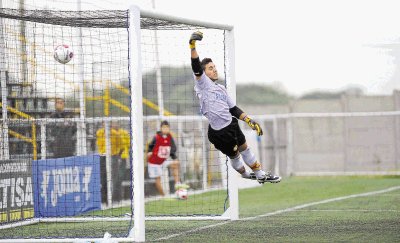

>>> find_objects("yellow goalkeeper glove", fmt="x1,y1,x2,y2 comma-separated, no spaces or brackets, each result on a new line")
244,116,263,136
189,31,203,49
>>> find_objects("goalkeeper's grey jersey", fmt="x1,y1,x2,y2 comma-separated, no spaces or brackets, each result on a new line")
194,73,235,130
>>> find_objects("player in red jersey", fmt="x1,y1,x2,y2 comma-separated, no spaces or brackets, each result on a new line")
147,120,187,196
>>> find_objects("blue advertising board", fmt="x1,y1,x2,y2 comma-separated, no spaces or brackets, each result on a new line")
32,155,101,217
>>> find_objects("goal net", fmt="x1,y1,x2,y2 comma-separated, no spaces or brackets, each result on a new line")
0,5,237,241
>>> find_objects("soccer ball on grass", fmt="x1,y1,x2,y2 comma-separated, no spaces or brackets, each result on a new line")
176,189,188,200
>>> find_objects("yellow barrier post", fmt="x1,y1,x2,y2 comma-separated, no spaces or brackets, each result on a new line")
0,102,37,160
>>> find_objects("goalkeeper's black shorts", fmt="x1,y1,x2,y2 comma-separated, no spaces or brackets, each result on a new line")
208,117,246,157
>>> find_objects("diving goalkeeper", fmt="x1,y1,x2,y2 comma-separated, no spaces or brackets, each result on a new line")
189,31,281,184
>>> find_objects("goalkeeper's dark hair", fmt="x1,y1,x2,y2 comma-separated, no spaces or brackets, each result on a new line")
201,58,213,70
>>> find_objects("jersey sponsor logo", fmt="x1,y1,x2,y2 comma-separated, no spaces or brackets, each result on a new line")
157,146,171,159
215,93,227,102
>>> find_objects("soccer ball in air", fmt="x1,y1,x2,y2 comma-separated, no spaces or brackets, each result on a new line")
176,189,188,200
54,44,73,64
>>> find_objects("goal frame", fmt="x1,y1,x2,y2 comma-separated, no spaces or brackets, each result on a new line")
0,5,238,243
129,5,238,242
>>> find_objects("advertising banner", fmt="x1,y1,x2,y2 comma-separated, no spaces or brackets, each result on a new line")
32,155,101,217
0,159,34,225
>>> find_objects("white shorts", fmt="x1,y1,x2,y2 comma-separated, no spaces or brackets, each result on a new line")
147,160,172,178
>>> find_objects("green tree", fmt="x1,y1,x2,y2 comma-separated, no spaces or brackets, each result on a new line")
236,84,291,105
300,86,364,100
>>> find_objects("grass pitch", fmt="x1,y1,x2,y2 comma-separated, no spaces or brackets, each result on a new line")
1,176,399,242
148,176,400,242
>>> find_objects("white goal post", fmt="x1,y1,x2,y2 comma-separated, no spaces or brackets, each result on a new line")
129,5,238,241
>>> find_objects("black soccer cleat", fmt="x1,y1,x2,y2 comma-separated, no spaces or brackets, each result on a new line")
249,172,281,184
248,172,257,180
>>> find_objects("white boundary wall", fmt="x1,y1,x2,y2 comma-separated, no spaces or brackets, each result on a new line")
32,110,400,185
251,111,400,177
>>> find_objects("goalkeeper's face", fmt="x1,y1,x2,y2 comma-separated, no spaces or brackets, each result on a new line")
204,62,218,81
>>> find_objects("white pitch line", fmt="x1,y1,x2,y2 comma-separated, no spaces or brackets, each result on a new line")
296,209,400,212
154,185,400,241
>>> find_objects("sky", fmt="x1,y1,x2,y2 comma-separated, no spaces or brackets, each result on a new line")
147,0,400,96
6,0,400,96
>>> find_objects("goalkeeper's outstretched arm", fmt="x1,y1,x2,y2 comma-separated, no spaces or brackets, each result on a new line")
189,31,203,80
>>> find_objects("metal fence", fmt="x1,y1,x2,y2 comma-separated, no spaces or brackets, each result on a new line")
2,111,399,197
252,111,400,176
